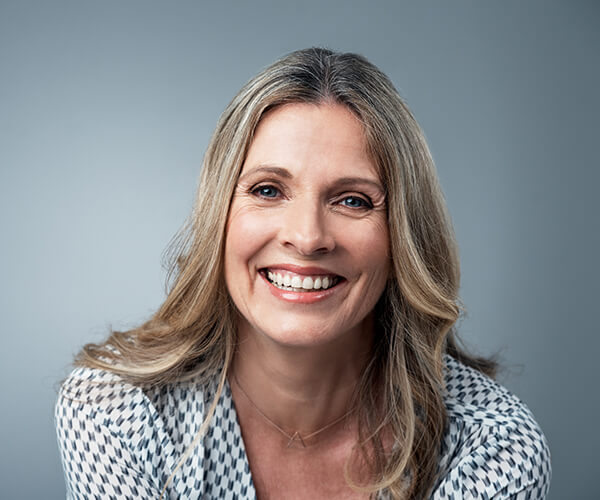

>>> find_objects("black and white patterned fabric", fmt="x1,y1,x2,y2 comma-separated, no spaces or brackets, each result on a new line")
55,356,551,499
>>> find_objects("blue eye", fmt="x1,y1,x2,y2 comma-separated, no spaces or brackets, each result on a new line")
341,196,371,209
253,185,279,198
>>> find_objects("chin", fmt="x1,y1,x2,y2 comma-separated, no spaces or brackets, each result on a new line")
259,316,367,350
267,330,334,348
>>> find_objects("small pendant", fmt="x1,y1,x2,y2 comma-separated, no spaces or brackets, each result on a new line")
286,431,307,448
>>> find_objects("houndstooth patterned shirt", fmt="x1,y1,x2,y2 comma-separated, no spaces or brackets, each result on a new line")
55,356,551,499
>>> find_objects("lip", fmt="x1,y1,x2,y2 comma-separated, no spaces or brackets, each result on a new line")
258,265,346,304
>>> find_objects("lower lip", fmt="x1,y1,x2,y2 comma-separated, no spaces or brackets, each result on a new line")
261,274,344,304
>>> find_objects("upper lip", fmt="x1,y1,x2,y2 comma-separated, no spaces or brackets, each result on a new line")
259,263,344,278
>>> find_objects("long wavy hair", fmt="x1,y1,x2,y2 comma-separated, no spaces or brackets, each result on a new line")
76,47,495,498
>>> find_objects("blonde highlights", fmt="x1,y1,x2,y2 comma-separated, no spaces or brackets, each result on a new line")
76,48,494,498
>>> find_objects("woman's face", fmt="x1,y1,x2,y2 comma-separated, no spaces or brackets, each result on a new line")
224,102,390,348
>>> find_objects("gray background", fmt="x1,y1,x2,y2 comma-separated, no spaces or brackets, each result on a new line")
1,1,598,498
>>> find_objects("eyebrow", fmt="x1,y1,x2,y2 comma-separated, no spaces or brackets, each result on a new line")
334,176,385,193
238,165,292,183
239,165,384,193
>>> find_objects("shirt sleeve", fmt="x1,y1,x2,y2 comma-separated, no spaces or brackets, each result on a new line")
448,417,551,499
55,372,163,499
434,357,552,499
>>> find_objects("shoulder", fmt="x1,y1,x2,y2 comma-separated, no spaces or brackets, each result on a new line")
57,365,151,421
55,365,217,498
56,365,212,434
433,356,552,499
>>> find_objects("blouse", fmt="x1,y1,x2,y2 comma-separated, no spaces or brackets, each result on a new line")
55,356,551,499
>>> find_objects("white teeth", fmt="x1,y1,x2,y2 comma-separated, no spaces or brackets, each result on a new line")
265,270,337,292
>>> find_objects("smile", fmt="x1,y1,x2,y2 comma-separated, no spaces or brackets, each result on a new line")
262,269,342,292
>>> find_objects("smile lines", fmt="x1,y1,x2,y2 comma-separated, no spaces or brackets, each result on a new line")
264,270,340,291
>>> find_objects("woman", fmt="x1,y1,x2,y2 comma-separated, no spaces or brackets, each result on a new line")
56,48,551,499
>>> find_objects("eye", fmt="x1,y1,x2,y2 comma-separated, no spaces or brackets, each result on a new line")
339,195,373,209
252,184,280,198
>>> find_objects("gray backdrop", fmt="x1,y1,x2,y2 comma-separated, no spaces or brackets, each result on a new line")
1,1,598,498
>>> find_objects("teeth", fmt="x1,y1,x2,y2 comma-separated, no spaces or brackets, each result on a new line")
265,270,338,291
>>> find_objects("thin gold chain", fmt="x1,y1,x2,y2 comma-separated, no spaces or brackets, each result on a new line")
231,371,355,448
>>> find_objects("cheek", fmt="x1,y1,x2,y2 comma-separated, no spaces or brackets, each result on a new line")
352,218,390,273
353,223,390,302
224,205,272,272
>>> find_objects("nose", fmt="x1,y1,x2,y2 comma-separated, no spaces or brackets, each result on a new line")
279,197,335,256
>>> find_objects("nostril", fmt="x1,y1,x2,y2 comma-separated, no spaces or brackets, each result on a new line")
280,226,336,256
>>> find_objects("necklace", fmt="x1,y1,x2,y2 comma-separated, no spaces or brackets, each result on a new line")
232,371,355,448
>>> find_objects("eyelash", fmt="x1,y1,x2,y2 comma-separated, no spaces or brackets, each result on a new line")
250,184,373,210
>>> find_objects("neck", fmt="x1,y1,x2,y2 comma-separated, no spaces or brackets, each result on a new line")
230,316,374,440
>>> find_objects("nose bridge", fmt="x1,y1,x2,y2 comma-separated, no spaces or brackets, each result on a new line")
281,192,334,255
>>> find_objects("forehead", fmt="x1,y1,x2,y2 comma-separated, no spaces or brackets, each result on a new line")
243,102,378,180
